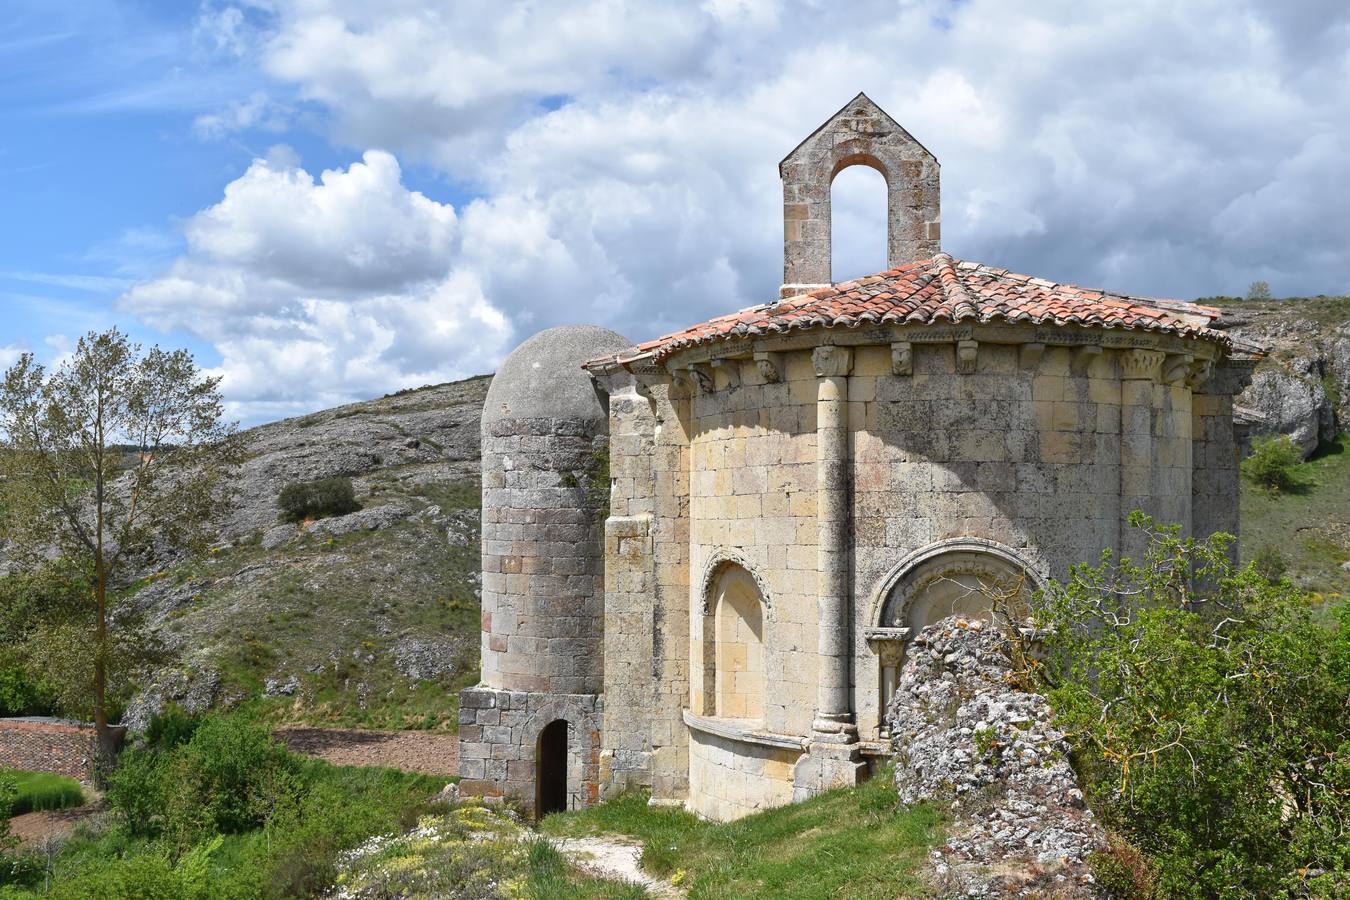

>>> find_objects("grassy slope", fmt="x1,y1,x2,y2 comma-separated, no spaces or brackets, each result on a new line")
1240,434,1350,601
541,771,942,900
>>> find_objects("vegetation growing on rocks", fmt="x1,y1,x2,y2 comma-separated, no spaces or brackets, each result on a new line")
1035,513,1350,898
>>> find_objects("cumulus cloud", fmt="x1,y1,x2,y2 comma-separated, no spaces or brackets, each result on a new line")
126,0,1350,422
121,149,510,423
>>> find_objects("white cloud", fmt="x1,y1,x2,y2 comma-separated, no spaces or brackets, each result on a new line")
120,149,510,424
124,0,1350,422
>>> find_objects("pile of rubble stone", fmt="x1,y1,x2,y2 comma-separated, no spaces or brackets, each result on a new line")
888,616,1105,897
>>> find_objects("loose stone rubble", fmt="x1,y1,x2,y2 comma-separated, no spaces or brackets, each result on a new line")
889,617,1104,897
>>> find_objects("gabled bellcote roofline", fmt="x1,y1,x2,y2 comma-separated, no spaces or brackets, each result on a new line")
777,91,938,173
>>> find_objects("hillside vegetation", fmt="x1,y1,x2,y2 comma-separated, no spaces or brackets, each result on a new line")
117,375,492,732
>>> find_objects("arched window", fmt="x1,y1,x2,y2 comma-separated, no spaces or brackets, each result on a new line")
830,162,889,283
709,564,766,721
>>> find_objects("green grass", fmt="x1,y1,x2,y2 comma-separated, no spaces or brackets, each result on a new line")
1241,433,1350,600
2,770,85,816
540,768,943,899
4,739,451,896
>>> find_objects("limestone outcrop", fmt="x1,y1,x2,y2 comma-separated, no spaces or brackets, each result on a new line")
889,617,1104,898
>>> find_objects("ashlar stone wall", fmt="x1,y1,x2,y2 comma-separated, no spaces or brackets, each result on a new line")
664,323,1225,816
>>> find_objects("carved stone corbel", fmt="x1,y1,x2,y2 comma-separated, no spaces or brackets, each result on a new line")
1120,348,1164,381
890,341,913,376
753,350,784,383
687,363,715,394
956,339,978,374
1162,353,1193,385
1071,344,1102,375
1185,358,1213,390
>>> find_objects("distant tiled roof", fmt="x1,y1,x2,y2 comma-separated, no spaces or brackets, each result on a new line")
585,254,1230,369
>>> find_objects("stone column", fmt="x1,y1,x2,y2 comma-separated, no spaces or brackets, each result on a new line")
1191,359,1257,563
793,345,866,801
811,344,854,737
1119,349,1164,556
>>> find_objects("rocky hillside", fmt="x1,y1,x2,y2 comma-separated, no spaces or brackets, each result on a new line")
121,375,491,731
1206,294,1350,456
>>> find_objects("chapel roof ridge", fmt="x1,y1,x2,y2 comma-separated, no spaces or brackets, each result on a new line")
583,253,1245,371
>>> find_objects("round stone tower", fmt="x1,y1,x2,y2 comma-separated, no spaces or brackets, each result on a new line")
458,324,630,817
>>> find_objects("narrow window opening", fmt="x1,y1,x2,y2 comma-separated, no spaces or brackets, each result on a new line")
831,164,888,283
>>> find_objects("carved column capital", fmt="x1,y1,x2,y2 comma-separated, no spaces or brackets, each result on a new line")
811,345,853,378
1119,348,1164,381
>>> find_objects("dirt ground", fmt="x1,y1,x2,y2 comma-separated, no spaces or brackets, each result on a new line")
273,726,459,776
9,804,100,849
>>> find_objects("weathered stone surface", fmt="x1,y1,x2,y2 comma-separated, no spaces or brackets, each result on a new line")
889,617,1104,897
1241,364,1335,456
307,503,413,538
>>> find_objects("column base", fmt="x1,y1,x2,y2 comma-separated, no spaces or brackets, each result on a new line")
792,739,867,802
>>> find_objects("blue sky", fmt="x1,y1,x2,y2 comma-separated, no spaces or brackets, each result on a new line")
2,1,1347,424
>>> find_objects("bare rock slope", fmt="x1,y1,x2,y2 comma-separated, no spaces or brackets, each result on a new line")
1208,295,1350,457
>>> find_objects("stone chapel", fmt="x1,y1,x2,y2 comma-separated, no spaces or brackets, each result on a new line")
456,93,1259,821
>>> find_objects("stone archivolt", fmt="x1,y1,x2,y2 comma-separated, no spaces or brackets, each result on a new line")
460,94,1261,824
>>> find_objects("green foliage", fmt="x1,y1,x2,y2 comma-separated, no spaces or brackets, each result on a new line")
1247,280,1273,300
542,768,942,899
1242,433,1306,492
143,705,200,751
276,476,360,523
0,772,16,855
0,329,241,746
32,714,444,897
1036,512,1350,897
1,771,84,816
108,716,302,844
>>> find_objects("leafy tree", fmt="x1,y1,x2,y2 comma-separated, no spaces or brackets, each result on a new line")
1247,280,1272,300
0,329,241,760
277,476,360,523
1242,433,1306,492
1035,513,1349,897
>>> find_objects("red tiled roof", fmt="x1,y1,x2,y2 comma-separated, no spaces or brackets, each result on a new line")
585,254,1228,369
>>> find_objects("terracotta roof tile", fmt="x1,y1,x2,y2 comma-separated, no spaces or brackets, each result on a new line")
585,254,1228,369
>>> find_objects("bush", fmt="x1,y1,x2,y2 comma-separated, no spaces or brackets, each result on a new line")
276,476,360,523
144,705,200,751
1242,434,1305,491
1037,513,1350,896
108,716,302,843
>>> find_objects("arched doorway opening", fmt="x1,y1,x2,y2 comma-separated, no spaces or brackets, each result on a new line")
536,719,569,817
830,160,888,283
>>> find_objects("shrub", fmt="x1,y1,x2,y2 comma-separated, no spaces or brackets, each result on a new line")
1037,513,1350,896
1242,434,1305,491
144,704,200,751
277,476,360,523
108,716,303,843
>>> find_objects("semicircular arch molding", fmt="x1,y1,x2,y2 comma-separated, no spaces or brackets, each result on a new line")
698,550,773,616
868,538,1047,630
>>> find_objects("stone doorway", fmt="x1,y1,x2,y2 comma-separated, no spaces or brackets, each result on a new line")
536,719,569,817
